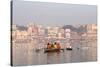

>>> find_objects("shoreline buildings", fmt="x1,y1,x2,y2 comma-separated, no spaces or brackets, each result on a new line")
12,23,97,41
12,23,97,49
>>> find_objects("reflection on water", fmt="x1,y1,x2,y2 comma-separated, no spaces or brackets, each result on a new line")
12,39,97,66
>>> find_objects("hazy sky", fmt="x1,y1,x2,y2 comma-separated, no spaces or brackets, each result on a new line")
12,0,97,27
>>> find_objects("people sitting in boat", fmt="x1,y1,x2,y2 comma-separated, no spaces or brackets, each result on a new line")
47,43,51,49
54,42,57,49
47,42,61,49
51,43,55,49
56,42,61,49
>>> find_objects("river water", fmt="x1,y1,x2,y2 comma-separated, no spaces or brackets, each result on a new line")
12,39,97,66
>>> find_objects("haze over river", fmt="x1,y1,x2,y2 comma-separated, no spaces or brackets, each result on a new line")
12,39,97,66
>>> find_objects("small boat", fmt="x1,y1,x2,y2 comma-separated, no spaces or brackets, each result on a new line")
66,46,72,50
35,49,41,52
44,48,60,52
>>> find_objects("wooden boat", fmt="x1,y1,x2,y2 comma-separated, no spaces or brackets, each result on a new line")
66,48,72,50
66,46,72,50
44,48,60,52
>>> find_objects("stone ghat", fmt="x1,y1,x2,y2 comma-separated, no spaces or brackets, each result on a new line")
13,39,32,43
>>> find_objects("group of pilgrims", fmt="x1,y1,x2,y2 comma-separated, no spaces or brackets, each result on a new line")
46,42,61,49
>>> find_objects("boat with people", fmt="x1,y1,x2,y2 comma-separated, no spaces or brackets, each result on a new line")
44,42,62,52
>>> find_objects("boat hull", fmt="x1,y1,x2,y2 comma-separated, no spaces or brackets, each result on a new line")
44,48,60,52
66,48,72,50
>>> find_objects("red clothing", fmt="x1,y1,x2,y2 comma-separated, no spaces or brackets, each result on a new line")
57,43,61,49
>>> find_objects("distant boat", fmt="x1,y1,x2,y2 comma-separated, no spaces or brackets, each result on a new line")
66,46,72,50
35,49,41,52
